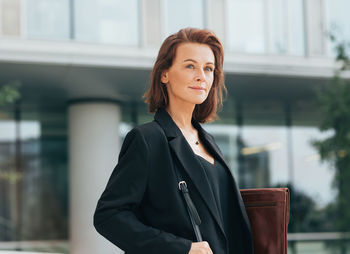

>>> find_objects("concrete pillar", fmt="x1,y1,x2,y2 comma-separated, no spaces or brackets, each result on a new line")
68,101,123,254
206,0,226,45
1,0,21,36
141,0,162,47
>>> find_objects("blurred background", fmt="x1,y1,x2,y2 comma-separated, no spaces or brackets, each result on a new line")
0,0,350,253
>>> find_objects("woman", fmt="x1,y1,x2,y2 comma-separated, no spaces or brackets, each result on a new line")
94,28,253,254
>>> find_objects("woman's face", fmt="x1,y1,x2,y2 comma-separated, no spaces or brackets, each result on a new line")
161,42,215,107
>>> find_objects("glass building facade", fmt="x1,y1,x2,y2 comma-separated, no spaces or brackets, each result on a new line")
0,103,68,248
0,0,350,253
227,0,306,55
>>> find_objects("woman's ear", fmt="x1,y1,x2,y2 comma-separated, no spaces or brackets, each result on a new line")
161,70,169,84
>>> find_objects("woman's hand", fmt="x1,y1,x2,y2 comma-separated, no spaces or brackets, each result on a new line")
188,241,213,254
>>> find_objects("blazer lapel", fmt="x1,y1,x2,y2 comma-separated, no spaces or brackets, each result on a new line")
154,108,226,238
192,120,253,238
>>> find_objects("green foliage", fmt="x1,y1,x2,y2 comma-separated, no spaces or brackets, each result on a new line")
0,81,21,106
312,32,350,239
274,183,337,233
312,75,350,162
329,29,350,70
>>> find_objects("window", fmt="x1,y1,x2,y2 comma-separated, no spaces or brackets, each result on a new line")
227,0,266,54
0,107,68,245
164,0,205,37
325,0,350,56
227,0,305,56
74,0,139,45
287,0,305,56
26,0,70,40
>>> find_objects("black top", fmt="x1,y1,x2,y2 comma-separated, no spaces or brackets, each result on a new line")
196,155,246,254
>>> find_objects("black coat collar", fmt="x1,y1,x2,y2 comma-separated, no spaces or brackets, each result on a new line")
154,107,252,241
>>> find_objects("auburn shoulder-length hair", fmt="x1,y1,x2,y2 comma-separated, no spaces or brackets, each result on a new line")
143,27,226,123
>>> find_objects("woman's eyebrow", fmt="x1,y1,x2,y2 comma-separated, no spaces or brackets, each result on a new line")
183,59,215,65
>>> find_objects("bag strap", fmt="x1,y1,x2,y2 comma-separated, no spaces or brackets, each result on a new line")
155,122,203,242
172,162,203,242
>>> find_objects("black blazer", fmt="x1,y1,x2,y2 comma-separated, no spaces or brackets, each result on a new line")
93,108,253,254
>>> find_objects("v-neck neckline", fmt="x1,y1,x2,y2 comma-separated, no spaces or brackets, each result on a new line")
196,154,215,166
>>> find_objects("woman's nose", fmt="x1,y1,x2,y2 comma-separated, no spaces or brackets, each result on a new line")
195,69,206,81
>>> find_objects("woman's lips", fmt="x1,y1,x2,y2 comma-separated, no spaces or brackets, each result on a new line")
189,86,205,91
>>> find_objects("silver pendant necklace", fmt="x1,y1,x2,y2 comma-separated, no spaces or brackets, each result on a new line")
180,127,199,145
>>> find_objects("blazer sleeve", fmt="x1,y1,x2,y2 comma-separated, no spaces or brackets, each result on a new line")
93,127,192,254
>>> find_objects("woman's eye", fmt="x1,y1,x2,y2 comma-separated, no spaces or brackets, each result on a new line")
186,64,194,69
205,66,213,72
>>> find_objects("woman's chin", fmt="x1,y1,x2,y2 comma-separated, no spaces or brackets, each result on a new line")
194,98,208,105
178,96,208,106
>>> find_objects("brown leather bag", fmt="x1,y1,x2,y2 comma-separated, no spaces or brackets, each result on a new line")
240,188,290,254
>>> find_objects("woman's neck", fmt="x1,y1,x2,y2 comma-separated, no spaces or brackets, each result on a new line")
166,102,195,131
